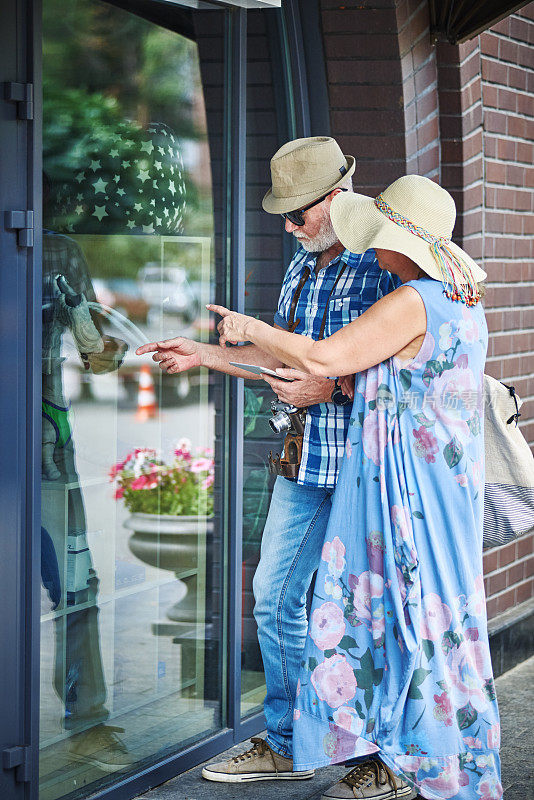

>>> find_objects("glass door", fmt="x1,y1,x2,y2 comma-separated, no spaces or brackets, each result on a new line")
40,3,227,798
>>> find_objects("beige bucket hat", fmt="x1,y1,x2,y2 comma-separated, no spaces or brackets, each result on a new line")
330,175,486,297
262,136,355,214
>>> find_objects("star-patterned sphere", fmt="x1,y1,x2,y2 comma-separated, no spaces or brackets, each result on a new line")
50,121,187,235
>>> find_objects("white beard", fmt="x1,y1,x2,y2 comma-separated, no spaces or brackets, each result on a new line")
293,209,339,253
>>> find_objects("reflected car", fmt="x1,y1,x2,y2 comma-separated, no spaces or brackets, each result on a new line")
137,264,200,329
93,277,150,323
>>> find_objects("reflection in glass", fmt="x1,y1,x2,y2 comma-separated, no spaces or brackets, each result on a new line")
40,3,225,798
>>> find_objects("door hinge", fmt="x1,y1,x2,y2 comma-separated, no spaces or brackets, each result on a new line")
5,210,34,248
4,82,34,120
2,746,31,783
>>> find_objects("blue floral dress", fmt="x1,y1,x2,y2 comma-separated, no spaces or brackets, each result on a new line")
293,277,502,800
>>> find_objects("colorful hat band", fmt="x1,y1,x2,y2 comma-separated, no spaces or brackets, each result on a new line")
374,194,480,306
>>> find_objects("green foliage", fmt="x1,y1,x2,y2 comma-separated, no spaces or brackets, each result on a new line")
407,667,432,700
443,436,464,468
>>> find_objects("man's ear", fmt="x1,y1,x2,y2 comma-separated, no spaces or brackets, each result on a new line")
324,187,342,210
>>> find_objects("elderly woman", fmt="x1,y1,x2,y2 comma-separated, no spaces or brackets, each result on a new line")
204,175,501,800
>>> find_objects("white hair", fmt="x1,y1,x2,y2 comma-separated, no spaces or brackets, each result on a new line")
339,175,354,192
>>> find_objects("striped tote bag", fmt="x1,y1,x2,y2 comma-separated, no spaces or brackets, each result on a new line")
484,374,534,549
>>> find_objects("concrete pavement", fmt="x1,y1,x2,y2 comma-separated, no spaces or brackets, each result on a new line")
135,656,534,800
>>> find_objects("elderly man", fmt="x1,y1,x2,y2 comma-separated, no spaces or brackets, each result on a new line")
137,136,398,782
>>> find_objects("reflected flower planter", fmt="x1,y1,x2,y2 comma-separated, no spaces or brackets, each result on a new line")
124,512,212,632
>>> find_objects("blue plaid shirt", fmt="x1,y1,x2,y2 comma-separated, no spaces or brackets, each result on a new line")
275,246,400,488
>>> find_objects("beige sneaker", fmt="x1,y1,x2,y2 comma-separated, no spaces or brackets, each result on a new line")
322,758,416,799
68,724,134,772
201,737,315,783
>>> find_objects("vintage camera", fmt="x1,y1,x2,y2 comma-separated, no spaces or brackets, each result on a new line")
269,399,306,435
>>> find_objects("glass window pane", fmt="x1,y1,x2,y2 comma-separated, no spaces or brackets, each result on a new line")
40,3,227,797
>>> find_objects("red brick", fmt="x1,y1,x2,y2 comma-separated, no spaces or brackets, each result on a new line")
515,577,534,605
499,38,519,65
481,58,508,85
496,138,517,161
517,534,534,559
485,110,507,135
486,597,498,619
507,561,526,586
480,34,499,58
524,556,534,580
489,569,508,594
510,15,531,43
483,549,499,573
508,65,528,91
495,586,516,614
498,541,517,567
491,17,511,37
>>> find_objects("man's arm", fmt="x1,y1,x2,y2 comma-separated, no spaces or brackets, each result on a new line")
136,326,335,405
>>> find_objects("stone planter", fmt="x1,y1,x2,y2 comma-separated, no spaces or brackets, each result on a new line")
124,512,212,633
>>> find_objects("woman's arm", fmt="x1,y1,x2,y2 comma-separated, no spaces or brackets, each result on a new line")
208,284,427,377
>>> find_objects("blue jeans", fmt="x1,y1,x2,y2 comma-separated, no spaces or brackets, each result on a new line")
253,476,333,758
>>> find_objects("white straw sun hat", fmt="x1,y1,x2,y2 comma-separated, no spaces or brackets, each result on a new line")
330,175,486,304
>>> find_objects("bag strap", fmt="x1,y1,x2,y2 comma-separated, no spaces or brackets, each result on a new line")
287,266,311,333
502,382,521,426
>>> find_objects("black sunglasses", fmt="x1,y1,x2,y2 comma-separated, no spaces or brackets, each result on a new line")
282,187,347,227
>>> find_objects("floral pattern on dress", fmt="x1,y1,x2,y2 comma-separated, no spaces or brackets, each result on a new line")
293,279,501,799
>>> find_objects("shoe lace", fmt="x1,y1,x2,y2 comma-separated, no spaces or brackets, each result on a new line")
231,737,276,768
343,759,400,794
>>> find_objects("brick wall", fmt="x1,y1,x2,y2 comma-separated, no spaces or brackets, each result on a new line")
319,0,534,622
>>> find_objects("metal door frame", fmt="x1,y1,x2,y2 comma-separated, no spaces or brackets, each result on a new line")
0,0,318,797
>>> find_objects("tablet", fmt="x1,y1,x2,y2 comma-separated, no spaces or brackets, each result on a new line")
229,362,294,382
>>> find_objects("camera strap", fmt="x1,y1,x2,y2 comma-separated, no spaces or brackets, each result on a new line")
270,257,348,479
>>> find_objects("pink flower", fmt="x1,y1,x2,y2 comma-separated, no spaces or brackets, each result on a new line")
349,570,384,624
332,705,364,737
114,486,124,500
420,593,452,641
457,308,479,344
366,530,385,575
444,639,492,711
190,457,213,473
322,536,346,580
323,725,358,763
486,723,500,750
362,408,387,467
311,654,357,708
310,602,346,651
476,772,503,800
465,627,479,641
357,364,383,402
463,574,486,617
202,474,214,490
463,736,483,749
420,761,461,799
131,472,160,490
429,364,479,438
176,437,191,454
391,505,414,544
433,692,453,726
412,426,439,463
455,473,468,486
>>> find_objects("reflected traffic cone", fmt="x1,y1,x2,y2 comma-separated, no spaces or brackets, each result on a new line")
135,365,158,422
